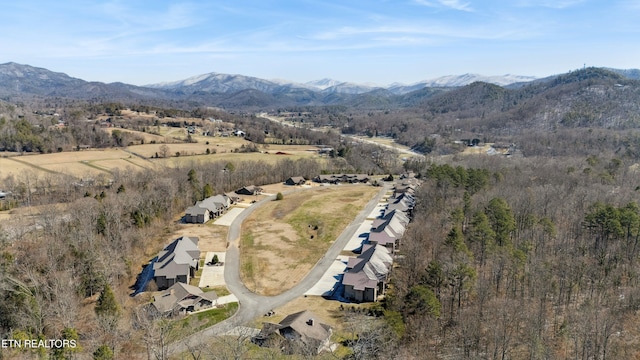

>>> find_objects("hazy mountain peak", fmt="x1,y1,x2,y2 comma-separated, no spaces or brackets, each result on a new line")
423,73,538,87
304,78,343,90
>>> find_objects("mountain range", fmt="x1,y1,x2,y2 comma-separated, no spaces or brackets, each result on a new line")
0,62,639,110
145,71,538,96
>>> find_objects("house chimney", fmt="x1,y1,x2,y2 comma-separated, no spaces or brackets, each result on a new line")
307,318,314,326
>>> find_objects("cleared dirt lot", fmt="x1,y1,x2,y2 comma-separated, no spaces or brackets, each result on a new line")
170,223,228,253
239,185,379,296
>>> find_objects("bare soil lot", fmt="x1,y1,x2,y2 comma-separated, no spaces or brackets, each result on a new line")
170,223,228,253
239,185,378,296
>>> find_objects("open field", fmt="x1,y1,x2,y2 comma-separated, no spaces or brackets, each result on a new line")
0,134,322,183
239,185,379,296
161,151,322,167
0,156,45,177
103,127,168,144
127,135,250,158
0,149,156,178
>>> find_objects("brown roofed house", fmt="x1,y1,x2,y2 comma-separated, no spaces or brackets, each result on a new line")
285,176,306,186
254,310,333,355
150,282,218,317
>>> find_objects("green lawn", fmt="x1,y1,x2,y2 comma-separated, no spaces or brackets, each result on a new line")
173,302,239,336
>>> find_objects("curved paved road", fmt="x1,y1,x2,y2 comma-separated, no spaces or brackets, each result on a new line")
172,183,390,353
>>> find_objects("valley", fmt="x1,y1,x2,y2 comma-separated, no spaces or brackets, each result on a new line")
1,64,640,359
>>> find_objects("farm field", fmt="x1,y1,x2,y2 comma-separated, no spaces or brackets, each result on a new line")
161,150,321,167
103,127,168,144
0,156,44,177
239,185,379,296
0,149,155,178
0,129,322,182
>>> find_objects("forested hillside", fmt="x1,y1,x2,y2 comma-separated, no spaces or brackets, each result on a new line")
356,156,640,359
280,68,640,158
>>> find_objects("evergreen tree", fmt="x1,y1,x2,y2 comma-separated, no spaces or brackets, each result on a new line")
95,284,120,318
404,285,441,318
485,197,516,247
202,183,214,199
93,344,113,360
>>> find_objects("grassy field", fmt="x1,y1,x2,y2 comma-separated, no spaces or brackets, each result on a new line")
0,149,157,178
239,185,379,295
103,127,168,144
127,135,250,158
0,128,322,182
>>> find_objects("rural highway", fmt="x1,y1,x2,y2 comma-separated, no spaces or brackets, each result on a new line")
172,182,391,354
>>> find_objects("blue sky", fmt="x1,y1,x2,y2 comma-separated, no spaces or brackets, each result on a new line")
1,0,638,86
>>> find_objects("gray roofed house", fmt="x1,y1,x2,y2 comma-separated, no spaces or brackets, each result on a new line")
153,236,200,290
386,196,414,214
313,174,339,184
184,204,210,224
313,174,369,184
225,192,241,204
253,310,333,354
368,214,406,252
184,194,230,223
342,245,393,302
235,185,262,195
151,282,218,317
391,192,415,205
285,176,306,186
372,209,410,229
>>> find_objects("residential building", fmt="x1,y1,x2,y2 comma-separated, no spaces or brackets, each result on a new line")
342,245,393,302
254,310,333,355
150,282,218,317
153,236,200,290
285,176,306,186
235,185,262,195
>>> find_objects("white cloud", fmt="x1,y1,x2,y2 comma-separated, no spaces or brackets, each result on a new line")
414,0,473,11
515,0,585,9
309,21,540,44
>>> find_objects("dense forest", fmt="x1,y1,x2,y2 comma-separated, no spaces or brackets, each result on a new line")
361,156,640,359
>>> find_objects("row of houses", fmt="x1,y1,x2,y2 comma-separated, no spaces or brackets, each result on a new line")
185,194,234,223
341,176,420,302
184,185,264,224
313,174,369,184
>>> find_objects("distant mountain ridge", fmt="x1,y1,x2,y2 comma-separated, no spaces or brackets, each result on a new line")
1,62,639,111
147,72,539,96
